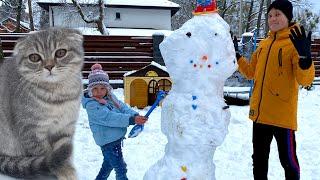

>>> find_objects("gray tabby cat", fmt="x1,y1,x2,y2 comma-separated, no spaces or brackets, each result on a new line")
0,28,84,179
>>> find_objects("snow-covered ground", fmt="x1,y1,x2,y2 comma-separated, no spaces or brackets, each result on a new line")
74,86,320,180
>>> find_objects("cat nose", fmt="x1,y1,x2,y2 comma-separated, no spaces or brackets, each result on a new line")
45,65,54,71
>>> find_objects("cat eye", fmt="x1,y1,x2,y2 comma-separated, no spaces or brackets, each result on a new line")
28,53,42,62
55,49,67,58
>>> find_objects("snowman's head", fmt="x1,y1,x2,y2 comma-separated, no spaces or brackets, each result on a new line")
160,13,237,92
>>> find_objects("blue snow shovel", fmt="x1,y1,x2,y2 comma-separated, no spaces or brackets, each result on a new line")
128,90,167,138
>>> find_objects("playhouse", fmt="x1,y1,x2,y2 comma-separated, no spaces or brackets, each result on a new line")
124,61,172,109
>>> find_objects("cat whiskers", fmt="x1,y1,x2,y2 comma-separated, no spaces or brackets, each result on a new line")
56,66,82,85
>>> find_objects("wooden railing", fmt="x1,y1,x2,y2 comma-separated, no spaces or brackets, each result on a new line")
0,33,165,88
82,35,156,80
311,39,320,77
1,33,320,82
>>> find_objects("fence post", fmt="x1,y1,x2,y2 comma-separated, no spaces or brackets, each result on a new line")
152,33,165,65
0,38,3,60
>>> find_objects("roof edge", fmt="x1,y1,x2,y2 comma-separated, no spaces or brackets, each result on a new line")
37,1,180,14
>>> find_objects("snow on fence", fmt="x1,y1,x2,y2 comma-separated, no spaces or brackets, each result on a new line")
0,33,165,88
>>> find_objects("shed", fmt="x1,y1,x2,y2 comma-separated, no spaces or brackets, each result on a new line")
0,17,31,33
124,61,171,108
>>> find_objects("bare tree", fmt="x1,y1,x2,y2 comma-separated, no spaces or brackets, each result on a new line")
0,0,18,20
245,0,254,32
15,0,23,32
0,0,28,31
264,0,271,36
219,0,234,18
27,0,34,31
256,0,265,37
70,0,108,35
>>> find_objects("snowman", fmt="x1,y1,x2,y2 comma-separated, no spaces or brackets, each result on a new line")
143,0,237,180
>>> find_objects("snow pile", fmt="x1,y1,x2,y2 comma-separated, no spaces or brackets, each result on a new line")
3,87,320,180
143,13,237,180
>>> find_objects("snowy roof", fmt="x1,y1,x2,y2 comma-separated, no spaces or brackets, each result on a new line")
37,0,180,12
77,27,172,36
124,61,167,77
150,61,167,72
0,17,30,29
108,0,179,8
241,32,254,37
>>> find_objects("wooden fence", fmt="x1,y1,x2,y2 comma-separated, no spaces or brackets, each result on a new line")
311,39,320,77
1,33,320,84
0,33,165,88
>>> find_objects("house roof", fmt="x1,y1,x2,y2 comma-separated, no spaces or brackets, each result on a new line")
0,17,32,32
0,17,30,29
124,61,168,77
37,0,180,16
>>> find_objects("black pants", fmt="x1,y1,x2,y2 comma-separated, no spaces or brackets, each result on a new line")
252,123,300,180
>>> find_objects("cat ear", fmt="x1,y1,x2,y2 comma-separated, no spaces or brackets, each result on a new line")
13,37,27,56
64,29,83,44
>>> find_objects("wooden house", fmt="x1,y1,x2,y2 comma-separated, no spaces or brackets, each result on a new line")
123,61,172,108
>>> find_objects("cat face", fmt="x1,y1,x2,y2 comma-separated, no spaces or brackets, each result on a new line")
13,28,84,85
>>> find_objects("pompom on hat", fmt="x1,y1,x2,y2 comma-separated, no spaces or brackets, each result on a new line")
87,63,112,97
193,0,218,15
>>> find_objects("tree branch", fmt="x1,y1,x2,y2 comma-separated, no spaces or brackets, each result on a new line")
70,0,107,35
70,0,95,23
0,0,18,9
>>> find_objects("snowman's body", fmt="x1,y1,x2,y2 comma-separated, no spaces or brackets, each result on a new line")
144,13,237,180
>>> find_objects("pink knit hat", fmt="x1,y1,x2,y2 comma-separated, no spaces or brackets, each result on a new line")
87,63,112,97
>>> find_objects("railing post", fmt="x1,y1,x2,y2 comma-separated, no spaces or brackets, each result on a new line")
152,33,165,65
0,37,3,60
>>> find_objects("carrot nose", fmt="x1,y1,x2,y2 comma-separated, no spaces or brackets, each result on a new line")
202,55,208,61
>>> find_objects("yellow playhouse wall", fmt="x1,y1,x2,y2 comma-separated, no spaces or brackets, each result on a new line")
124,76,171,107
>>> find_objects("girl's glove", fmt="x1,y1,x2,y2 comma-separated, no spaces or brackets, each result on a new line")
233,36,242,61
289,26,313,70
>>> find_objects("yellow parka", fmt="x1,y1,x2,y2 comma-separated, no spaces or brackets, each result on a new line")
238,24,315,130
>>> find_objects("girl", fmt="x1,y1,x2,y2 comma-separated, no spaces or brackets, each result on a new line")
82,63,147,180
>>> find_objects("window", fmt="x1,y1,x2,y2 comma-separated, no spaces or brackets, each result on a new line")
148,80,158,94
115,12,121,20
148,80,159,105
158,79,172,92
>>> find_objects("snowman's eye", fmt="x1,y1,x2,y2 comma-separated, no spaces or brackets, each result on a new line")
186,32,192,38
214,33,218,36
